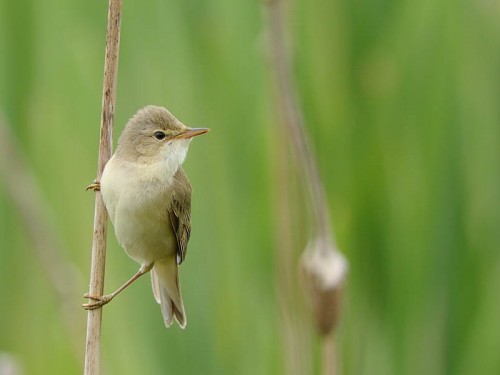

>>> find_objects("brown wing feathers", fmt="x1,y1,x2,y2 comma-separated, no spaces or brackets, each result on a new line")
169,168,192,264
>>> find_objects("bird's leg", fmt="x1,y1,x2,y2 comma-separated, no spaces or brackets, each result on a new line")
86,179,101,192
82,263,154,310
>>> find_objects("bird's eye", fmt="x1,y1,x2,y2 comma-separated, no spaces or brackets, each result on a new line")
153,131,166,140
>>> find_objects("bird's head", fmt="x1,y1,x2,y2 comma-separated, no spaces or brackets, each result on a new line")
116,105,209,168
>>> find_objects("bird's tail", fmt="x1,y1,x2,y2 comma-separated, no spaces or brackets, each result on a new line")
150,258,186,329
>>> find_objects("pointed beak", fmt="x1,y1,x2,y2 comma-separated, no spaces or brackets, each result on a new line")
175,127,210,140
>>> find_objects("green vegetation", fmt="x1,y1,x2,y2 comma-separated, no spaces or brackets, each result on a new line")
1,0,499,374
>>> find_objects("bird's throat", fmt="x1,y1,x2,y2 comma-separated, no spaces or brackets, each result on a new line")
149,140,190,184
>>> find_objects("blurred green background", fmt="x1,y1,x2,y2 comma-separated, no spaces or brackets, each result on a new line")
1,0,500,374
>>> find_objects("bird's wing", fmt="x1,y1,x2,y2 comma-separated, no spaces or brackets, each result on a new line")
168,168,192,265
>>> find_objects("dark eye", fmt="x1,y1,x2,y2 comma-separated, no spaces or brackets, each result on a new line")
154,131,166,140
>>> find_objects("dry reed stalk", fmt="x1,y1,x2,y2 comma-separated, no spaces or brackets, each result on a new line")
265,0,348,373
84,0,122,374
272,126,312,374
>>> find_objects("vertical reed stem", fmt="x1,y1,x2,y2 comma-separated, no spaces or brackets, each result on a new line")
322,335,336,375
84,1,122,374
265,0,347,374
266,0,333,247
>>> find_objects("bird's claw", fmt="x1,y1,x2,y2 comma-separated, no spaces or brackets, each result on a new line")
82,293,113,310
86,180,101,192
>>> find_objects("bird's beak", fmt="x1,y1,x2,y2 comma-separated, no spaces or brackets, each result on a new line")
175,127,210,140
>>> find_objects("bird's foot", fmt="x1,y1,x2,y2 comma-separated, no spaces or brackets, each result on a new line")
86,180,101,192
82,293,113,310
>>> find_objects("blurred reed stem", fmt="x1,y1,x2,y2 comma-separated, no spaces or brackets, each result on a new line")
265,0,347,373
272,123,312,374
322,336,336,375
0,112,84,367
266,0,333,246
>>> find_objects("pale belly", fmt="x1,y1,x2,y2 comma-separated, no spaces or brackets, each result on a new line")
113,200,177,265
100,158,177,266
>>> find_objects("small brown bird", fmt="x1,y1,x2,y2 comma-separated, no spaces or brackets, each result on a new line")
83,105,209,328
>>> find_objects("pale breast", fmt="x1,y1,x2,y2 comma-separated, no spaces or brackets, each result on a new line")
101,157,177,265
